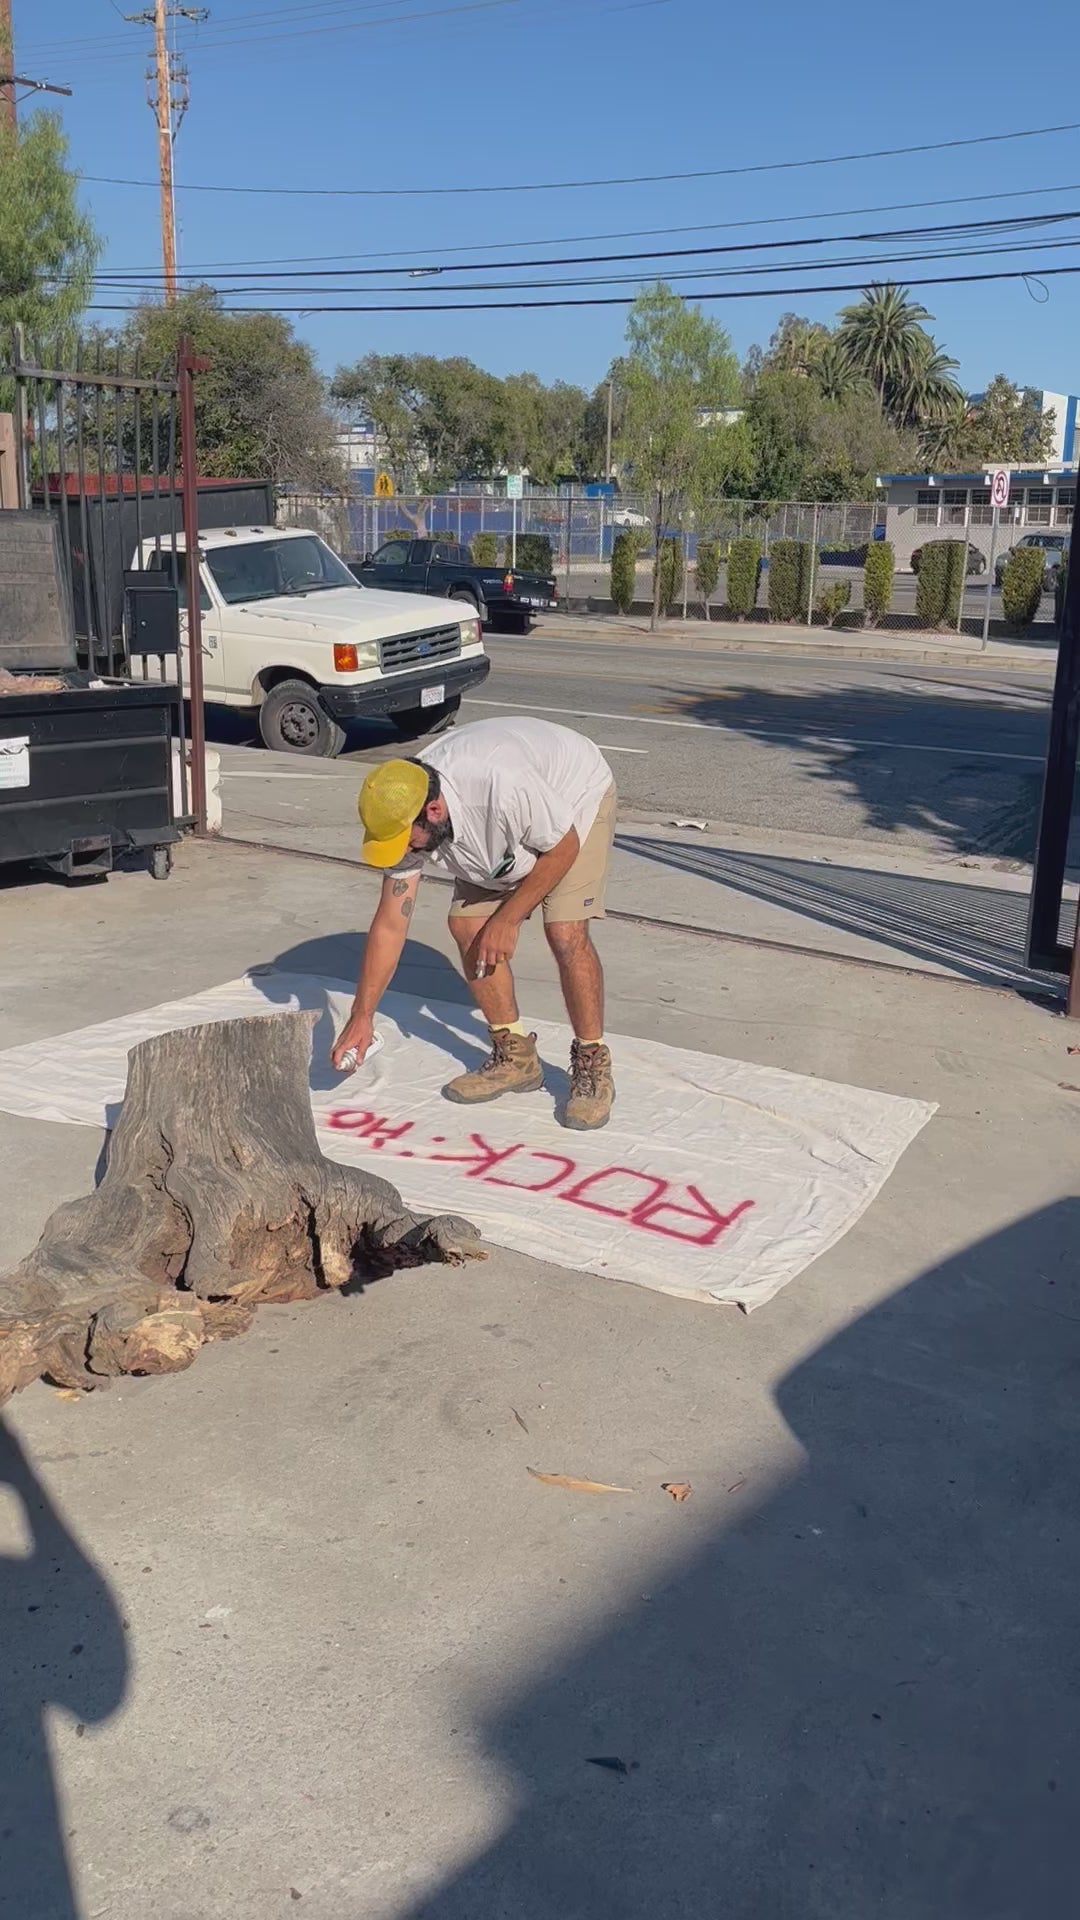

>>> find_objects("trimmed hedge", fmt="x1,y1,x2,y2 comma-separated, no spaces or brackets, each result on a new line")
1055,553,1068,628
1001,544,1046,632
862,540,894,628
914,539,965,628
768,539,813,622
654,536,684,616
470,532,498,565
502,532,554,573
725,536,762,619
695,540,720,619
610,530,637,614
817,580,852,627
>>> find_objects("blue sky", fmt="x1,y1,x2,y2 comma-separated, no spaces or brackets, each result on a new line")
14,0,1080,395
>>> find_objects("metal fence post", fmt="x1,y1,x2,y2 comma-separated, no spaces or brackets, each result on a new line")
177,336,208,836
565,494,573,605
806,503,818,626
682,527,689,619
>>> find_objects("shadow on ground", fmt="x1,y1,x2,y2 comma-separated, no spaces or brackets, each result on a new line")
0,1421,128,1920
647,672,1055,861
616,835,1071,992
403,1201,1080,1920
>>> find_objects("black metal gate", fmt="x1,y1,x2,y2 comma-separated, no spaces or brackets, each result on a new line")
1,327,208,828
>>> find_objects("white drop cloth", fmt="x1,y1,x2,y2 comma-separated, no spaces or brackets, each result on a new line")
0,971,935,1310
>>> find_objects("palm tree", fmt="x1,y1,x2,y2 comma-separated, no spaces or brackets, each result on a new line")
920,395,973,468
892,338,963,431
814,337,871,404
835,284,935,410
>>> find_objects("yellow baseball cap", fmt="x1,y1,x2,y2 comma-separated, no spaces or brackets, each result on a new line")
358,759,430,867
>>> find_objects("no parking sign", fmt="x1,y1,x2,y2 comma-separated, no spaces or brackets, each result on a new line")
990,468,1011,509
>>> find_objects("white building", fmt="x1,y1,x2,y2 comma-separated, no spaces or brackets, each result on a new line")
878,467,1076,570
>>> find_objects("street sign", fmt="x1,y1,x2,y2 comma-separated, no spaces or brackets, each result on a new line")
374,471,394,498
506,472,524,500
990,468,1010,509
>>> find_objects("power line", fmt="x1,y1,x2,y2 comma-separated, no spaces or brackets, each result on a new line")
89,180,1080,275
83,260,1080,315
20,0,416,56
85,209,1080,285
78,118,1080,199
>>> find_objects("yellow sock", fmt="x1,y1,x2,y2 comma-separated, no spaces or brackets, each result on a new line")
492,1019,527,1037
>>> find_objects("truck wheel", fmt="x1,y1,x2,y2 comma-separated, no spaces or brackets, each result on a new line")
391,695,461,741
258,679,346,757
447,586,480,614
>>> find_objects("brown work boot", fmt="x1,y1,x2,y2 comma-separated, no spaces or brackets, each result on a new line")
443,1029,545,1104
563,1040,614,1131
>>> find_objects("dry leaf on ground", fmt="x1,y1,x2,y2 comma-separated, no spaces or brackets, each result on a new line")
511,1408,530,1434
661,1481,692,1502
527,1468,636,1494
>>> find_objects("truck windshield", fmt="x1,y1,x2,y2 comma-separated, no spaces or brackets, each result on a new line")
205,535,356,604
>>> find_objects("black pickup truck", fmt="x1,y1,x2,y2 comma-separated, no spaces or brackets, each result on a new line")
349,538,556,632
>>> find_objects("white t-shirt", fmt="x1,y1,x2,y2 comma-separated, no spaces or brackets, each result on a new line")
395,716,613,892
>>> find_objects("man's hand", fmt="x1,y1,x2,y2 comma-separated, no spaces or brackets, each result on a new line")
472,909,521,976
331,1008,375,1071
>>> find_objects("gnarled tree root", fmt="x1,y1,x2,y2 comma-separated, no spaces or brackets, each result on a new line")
0,1011,485,1404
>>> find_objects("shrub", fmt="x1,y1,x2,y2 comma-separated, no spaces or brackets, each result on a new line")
470,532,498,565
1001,544,1047,632
863,540,894,628
654,536,684,616
610,529,637,614
914,539,965,628
1055,553,1068,628
768,539,813,622
506,532,553,574
695,540,720,619
817,580,852,627
725,536,762,619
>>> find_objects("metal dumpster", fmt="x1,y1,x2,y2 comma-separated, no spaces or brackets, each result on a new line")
0,678,178,878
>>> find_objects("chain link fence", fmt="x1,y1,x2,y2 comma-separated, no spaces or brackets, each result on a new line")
276,489,885,581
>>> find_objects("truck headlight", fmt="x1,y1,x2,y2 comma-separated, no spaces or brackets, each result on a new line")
333,641,379,672
460,617,481,648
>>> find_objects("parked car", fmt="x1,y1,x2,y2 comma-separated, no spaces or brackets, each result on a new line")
139,526,490,756
994,531,1069,588
610,504,651,530
349,538,555,633
910,540,986,576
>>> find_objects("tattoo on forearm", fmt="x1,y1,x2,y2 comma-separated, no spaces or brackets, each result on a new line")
401,897,414,919
391,877,409,896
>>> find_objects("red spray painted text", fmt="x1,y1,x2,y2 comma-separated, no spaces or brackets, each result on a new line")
325,1108,755,1249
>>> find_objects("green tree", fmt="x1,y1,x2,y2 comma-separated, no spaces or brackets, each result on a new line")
743,371,820,499
615,284,741,626
118,288,339,486
762,313,833,378
835,284,935,409
954,375,1057,465
0,111,100,338
331,353,424,486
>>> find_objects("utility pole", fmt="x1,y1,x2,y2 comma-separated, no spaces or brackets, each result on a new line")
0,0,72,132
125,3,208,303
604,379,614,479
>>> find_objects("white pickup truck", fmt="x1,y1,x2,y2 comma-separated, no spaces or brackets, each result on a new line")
136,524,491,756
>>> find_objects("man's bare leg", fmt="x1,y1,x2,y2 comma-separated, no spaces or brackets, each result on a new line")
544,921,604,1040
448,916,520,1024
545,920,613,1130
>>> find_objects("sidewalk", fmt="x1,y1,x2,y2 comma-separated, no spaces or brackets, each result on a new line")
536,608,1059,669
0,837,1077,1917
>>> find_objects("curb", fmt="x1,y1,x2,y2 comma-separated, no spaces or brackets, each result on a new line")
525,621,1056,671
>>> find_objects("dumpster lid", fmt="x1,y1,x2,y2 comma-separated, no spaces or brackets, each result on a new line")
0,511,77,673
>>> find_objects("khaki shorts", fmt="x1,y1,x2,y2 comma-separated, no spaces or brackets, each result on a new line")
449,782,617,925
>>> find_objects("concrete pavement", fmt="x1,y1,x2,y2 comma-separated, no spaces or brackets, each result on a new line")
1,837,1078,1918
534,607,1059,668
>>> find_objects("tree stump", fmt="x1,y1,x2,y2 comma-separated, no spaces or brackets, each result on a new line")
0,1011,485,1404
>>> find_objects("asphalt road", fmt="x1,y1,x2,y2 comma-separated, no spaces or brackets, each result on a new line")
321,635,1058,864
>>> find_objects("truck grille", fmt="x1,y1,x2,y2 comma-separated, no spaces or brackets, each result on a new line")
379,623,461,672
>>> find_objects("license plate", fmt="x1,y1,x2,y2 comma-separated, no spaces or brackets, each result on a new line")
523,597,548,608
420,683,445,708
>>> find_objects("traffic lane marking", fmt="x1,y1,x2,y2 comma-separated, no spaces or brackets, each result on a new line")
463,696,1045,764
